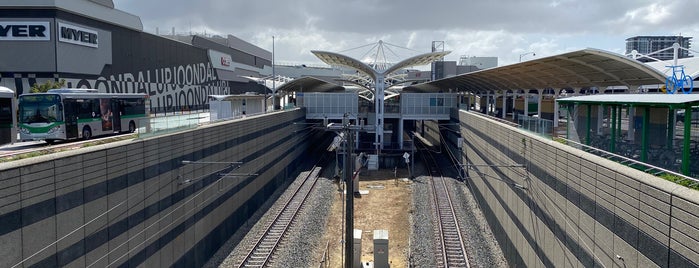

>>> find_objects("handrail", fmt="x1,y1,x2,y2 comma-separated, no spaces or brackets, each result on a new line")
556,137,699,187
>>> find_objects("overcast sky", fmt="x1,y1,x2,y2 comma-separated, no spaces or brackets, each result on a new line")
114,0,699,67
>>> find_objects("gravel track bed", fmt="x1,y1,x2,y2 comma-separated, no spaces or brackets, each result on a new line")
446,177,508,268
409,175,438,268
204,167,335,268
205,156,507,267
270,177,334,268
410,173,508,268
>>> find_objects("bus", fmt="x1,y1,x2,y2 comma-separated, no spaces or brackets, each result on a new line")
0,86,15,145
18,88,149,144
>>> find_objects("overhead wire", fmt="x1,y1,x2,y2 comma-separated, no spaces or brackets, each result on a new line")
91,166,249,267
11,166,177,268
461,121,608,267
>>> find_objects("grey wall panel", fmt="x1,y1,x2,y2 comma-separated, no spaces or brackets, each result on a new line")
0,109,310,268
55,19,112,75
0,18,57,72
54,155,86,267
456,110,699,267
0,168,21,268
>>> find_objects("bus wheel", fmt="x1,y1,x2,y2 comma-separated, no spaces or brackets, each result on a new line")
46,139,56,145
128,121,136,133
82,126,92,140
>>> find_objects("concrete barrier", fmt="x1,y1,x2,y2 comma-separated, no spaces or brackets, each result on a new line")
456,110,699,267
0,109,311,267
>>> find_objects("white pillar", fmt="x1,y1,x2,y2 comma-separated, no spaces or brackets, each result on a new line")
375,74,385,151
486,92,491,114
501,91,507,119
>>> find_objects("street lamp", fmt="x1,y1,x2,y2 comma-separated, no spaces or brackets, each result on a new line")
519,52,536,62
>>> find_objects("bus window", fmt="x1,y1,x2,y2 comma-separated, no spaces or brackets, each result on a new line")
123,98,145,116
77,99,93,119
19,95,62,123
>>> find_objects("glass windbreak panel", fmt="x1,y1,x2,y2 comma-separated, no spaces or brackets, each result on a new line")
19,94,63,123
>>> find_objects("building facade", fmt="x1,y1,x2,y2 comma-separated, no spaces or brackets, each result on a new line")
625,36,693,62
0,0,271,112
458,56,498,69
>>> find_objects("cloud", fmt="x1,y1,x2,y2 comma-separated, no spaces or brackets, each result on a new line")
113,0,699,66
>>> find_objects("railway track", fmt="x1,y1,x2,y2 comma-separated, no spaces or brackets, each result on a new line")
418,141,471,268
237,166,322,267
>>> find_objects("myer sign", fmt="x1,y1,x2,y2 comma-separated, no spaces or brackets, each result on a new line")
58,22,98,48
0,21,50,41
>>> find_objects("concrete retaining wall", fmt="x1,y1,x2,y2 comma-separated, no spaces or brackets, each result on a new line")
0,109,310,267
456,110,699,267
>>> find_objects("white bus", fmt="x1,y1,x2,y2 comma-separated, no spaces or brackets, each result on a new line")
18,88,149,144
0,86,15,145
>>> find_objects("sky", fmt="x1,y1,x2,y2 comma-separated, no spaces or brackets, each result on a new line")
114,0,699,67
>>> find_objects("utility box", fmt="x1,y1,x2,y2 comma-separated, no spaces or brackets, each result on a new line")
373,230,389,268
367,154,379,170
354,229,362,268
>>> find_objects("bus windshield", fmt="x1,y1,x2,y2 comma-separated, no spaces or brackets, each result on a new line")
19,94,63,123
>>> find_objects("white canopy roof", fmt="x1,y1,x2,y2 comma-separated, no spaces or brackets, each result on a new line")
0,86,14,98
311,50,451,80
645,57,699,79
406,48,667,93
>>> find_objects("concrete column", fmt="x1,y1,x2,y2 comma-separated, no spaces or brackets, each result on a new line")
466,93,471,110
512,91,518,120
628,106,635,142
487,92,492,115
537,89,543,118
375,74,385,151
524,91,529,117
398,119,404,150
553,89,560,127
501,91,507,119
597,105,604,135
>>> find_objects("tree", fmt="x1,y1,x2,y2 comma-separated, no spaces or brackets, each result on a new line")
30,79,66,93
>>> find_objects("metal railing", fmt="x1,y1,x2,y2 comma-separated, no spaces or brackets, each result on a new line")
518,114,554,137
556,137,699,186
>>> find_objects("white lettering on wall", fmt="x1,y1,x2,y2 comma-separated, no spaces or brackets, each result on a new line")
61,62,227,110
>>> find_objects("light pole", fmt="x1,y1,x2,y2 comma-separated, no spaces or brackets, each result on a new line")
325,114,373,268
519,51,536,62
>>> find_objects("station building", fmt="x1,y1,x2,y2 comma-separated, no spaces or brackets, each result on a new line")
0,0,271,112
